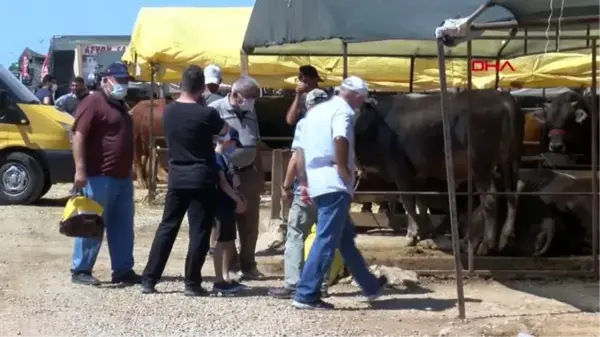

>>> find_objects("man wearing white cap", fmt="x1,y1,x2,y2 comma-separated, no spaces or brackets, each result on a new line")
203,64,224,105
291,76,387,310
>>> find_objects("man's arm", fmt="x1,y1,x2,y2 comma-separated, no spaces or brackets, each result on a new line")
208,107,229,136
331,110,353,182
285,94,302,125
54,94,67,111
71,99,97,186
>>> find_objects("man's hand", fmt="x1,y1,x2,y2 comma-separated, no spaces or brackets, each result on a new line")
336,165,353,184
296,82,308,94
74,170,88,189
281,185,293,201
235,198,247,214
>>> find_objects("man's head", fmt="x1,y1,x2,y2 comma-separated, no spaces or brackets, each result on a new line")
70,77,86,97
101,62,133,100
216,127,243,154
230,76,260,111
42,74,57,91
179,65,206,101
204,64,222,94
338,76,369,110
298,65,322,89
305,88,329,110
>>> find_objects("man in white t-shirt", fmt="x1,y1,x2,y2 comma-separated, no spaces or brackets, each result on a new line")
291,76,387,310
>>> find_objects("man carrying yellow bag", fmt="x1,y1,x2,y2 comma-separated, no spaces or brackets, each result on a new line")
59,188,105,240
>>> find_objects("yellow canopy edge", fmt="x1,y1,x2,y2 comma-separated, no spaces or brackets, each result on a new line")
123,7,597,90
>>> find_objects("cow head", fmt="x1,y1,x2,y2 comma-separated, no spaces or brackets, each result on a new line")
530,92,590,153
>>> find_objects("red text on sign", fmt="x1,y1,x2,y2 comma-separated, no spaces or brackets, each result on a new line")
471,60,516,72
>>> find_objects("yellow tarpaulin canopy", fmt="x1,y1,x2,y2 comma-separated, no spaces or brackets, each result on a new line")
123,7,597,90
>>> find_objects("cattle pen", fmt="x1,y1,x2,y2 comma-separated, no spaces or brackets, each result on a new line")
241,0,599,319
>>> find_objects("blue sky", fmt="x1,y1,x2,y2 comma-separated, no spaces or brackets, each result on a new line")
0,0,253,66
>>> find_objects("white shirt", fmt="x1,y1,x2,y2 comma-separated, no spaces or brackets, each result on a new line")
296,96,355,198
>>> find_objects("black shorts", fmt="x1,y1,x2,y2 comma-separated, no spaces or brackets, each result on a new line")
215,208,237,242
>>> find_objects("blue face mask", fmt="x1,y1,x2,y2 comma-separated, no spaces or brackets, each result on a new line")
109,80,128,100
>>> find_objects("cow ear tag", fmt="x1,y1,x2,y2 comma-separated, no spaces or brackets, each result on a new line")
574,108,588,123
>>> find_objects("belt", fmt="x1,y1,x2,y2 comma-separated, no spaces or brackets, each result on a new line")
235,164,254,172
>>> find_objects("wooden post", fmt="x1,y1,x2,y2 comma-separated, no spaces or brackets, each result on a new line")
270,149,283,219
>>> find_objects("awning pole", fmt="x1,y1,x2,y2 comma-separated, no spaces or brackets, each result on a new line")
590,38,598,276
436,38,466,319
342,42,348,79
466,40,474,274
148,65,156,202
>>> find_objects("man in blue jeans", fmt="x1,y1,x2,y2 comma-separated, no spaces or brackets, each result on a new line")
269,88,330,299
292,76,387,310
70,62,140,286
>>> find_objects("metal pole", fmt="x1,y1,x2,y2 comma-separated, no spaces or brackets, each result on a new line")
436,38,466,319
591,38,598,276
342,42,349,79
409,56,416,93
148,65,156,202
466,40,474,274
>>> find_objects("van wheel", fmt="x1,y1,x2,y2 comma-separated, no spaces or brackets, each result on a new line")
40,174,52,198
0,152,44,205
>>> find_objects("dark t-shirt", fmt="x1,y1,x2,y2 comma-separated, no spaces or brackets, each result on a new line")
215,152,236,209
72,92,134,178
35,88,53,105
163,101,225,189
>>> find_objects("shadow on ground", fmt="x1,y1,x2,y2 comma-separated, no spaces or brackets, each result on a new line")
34,196,70,208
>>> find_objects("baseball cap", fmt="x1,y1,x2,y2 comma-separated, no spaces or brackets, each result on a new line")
340,76,368,95
204,64,222,85
299,65,323,82
219,127,243,147
305,88,329,109
102,62,134,80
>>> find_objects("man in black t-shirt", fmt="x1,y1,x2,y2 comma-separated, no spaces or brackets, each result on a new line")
141,65,229,296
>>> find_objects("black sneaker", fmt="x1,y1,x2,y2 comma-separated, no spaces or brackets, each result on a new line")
292,299,335,310
228,280,246,289
71,272,100,286
111,270,142,284
184,286,209,297
213,281,241,294
366,275,388,301
141,282,157,294
320,286,330,298
268,287,295,299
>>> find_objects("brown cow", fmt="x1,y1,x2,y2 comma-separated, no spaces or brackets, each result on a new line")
130,98,170,188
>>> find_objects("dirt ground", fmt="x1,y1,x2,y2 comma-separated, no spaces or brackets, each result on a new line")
0,183,598,336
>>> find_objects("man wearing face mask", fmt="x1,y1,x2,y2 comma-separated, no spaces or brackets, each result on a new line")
209,76,264,280
70,62,140,286
35,74,57,105
291,76,387,310
285,65,323,126
55,77,89,116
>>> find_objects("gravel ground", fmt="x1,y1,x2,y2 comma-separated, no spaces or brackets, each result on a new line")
0,184,598,337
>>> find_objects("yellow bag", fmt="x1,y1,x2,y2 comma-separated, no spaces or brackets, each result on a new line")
304,224,344,286
59,192,104,239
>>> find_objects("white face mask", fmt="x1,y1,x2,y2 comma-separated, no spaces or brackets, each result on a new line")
51,84,58,92
239,98,255,111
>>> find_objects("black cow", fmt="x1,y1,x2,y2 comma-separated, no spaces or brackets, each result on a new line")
355,89,525,255
531,91,596,164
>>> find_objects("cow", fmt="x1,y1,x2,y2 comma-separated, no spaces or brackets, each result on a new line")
530,91,597,165
354,89,525,256
130,98,171,188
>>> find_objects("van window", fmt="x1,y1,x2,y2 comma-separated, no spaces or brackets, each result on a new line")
0,66,40,104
